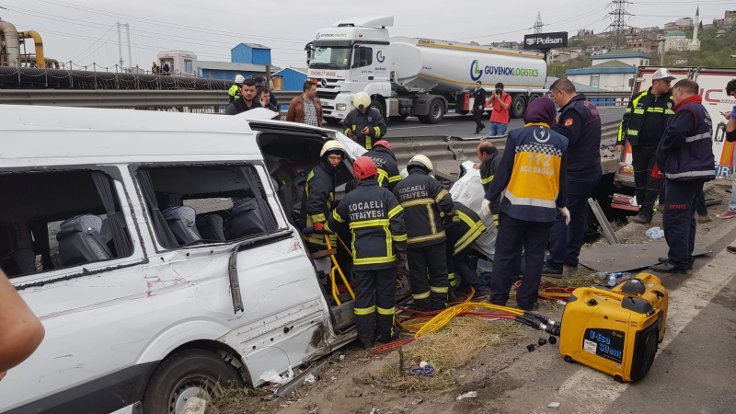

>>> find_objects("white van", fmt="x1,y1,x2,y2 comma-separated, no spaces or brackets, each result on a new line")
0,105,367,413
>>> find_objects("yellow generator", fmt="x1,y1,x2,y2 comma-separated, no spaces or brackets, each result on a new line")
559,273,668,382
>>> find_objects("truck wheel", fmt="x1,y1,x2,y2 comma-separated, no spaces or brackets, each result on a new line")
419,99,445,124
371,98,386,119
510,95,527,119
142,349,243,414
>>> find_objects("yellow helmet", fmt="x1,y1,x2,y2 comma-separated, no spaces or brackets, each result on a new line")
353,91,371,110
407,154,433,172
320,139,346,157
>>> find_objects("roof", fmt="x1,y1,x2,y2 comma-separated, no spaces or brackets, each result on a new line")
197,61,281,73
666,30,686,37
273,67,308,76
593,60,634,68
565,64,637,76
0,105,261,167
592,52,652,60
545,77,608,92
233,42,271,50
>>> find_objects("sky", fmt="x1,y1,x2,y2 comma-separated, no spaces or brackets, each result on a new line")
0,0,732,70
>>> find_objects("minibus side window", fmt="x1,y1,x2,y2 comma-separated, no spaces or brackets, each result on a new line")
137,164,278,248
0,170,133,278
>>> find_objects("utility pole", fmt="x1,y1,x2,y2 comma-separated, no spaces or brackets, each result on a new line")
607,0,631,49
124,23,132,71
534,12,544,34
116,22,124,68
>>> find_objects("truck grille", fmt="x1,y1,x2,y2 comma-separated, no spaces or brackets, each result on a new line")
317,91,339,101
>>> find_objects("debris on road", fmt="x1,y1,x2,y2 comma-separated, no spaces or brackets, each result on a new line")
457,391,478,400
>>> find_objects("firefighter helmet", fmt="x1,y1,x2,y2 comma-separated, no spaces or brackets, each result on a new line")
372,140,392,152
353,156,378,180
407,154,433,172
353,91,371,110
320,140,346,158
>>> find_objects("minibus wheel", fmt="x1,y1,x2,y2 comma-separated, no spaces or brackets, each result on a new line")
142,349,243,414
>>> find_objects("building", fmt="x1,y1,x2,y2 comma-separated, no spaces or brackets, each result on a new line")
197,43,279,82
590,52,651,67
713,10,736,30
272,67,308,91
565,60,636,92
547,47,585,64
156,50,197,76
661,8,701,52
664,17,693,30
625,37,655,53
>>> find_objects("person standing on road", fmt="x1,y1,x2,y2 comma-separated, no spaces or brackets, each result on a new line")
394,155,455,311
487,82,512,136
481,97,569,310
472,81,488,134
228,74,245,103
0,268,45,381
715,79,736,219
225,78,262,115
616,68,677,224
365,140,400,191
287,80,323,127
543,79,601,277
325,157,407,348
301,140,345,251
651,79,715,273
343,92,387,150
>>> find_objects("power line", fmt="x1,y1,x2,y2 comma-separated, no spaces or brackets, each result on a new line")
534,12,544,34
607,0,632,49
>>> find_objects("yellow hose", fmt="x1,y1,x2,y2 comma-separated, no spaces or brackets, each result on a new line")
414,302,524,338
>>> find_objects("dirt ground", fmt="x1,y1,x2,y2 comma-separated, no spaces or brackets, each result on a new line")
205,181,733,414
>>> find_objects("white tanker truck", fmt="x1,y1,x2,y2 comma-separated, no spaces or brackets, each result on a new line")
306,16,548,124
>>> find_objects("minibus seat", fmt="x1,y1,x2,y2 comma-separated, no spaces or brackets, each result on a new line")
196,213,226,241
11,248,37,275
162,206,202,246
226,197,267,239
57,214,114,266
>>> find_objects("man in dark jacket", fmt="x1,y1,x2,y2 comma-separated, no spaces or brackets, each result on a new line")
472,81,487,134
482,97,569,310
651,79,715,273
286,80,323,127
445,202,489,298
394,155,455,311
325,156,407,347
301,140,345,251
225,78,262,115
617,68,677,224
365,140,400,191
343,91,387,150
544,79,601,276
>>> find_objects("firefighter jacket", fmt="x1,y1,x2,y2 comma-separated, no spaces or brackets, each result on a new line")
228,84,240,102
301,161,338,246
393,169,455,248
365,148,400,191
656,96,715,182
480,149,503,217
554,94,601,177
617,88,675,146
446,202,487,256
485,123,568,223
325,178,407,270
342,108,388,150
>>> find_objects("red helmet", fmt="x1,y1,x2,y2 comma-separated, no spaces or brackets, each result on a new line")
353,156,378,180
372,140,392,152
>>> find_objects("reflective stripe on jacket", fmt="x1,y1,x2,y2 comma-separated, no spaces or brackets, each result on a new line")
393,169,455,247
617,88,675,145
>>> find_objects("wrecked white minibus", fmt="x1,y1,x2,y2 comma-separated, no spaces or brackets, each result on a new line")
0,105,366,414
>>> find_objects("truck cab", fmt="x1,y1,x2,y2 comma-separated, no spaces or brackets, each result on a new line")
306,16,393,122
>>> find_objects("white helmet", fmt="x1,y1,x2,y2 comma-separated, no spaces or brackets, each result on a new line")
353,91,371,110
320,140,346,157
652,68,676,82
399,168,409,180
407,154,433,172
234,74,245,84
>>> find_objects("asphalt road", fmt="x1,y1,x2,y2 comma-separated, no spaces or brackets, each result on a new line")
326,107,626,139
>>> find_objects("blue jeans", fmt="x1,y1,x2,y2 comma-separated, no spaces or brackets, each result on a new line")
489,122,508,136
546,171,601,270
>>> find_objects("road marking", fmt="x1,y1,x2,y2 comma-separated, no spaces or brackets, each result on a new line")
554,248,736,413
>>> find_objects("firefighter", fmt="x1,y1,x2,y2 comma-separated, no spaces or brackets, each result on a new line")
228,74,245,103
325,156,407,347
446,201,490,299
365,140,400,191
394,155,455,311
616,68,677,224
301,140,345,251
343,91,388,150
476,140,503,226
